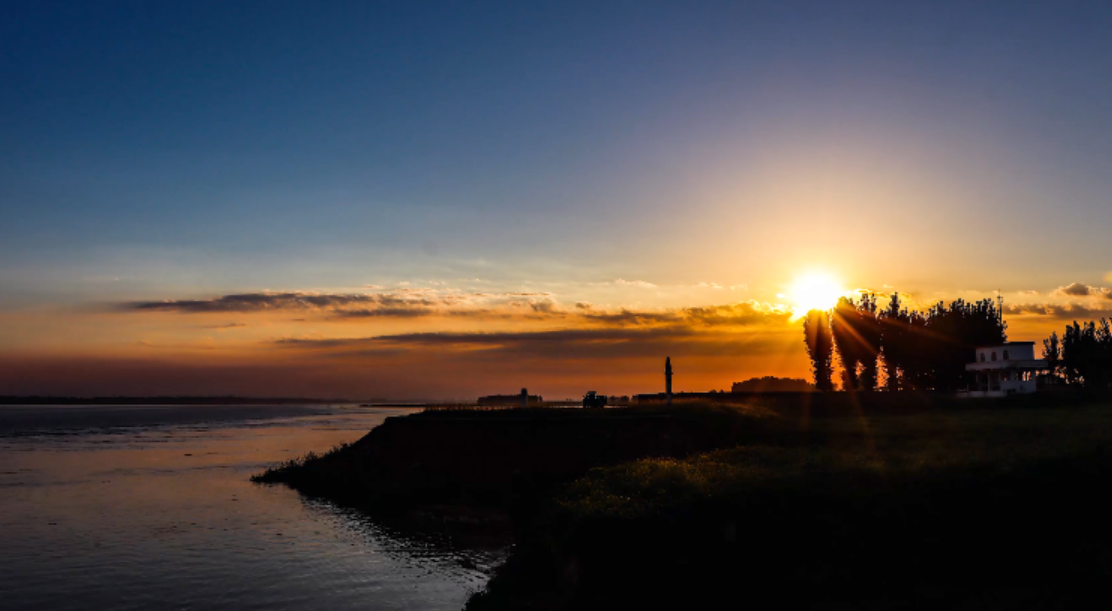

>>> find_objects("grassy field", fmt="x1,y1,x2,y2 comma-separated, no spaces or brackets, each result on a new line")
467,396,1112,610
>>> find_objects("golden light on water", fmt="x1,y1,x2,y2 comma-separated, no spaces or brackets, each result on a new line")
788,272,846,318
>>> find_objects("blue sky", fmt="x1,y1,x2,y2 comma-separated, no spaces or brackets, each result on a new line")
3,2,1112,396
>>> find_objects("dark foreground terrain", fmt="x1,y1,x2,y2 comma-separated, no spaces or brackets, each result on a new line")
257,394,1112,610
253,403,766,516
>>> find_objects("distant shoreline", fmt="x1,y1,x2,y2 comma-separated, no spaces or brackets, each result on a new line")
0,396,360,406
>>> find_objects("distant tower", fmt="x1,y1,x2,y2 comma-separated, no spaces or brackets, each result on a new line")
665,357,673,406
520,388,528,408
997,292,1004,323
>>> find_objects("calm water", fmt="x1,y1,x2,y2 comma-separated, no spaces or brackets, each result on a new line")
0,405,505,611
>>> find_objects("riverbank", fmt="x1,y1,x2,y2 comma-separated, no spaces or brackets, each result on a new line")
252,402,773,517
253,394,1112,609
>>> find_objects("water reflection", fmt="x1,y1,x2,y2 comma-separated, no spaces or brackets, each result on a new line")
0,405,504,611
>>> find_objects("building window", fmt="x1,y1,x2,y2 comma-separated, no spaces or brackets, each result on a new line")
980,353,985,362
992,352,997,361
1003,350,1009,360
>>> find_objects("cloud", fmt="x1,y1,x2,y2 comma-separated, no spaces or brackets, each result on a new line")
125,292,382,313
120,289,792,330
614,279,656,288
682,302,792,326
581,301,790,328
201,322,248,330
124,290,505,319
1053,283,1112,298
581,309,683,326
271,324,791,362
1005,302,1112,320
387,327,697,345
332,308,436,318
529,300,561,314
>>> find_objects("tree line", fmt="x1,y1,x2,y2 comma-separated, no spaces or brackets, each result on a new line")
1042,320,1112,390
802,294,1007,391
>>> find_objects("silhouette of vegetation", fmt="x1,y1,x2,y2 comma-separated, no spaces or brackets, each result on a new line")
466,396,1112,610
251,442,352,483
251,402,776,512
1043,331,1061,382
879,292,909,391
802,310,834,391
1052,319,1112,389
806,295,1006,391
729,376,816,393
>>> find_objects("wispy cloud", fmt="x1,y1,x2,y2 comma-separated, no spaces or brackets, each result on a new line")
271,324,791,362
581,301,789,328
125,292,383,313
614,279,657,288
1052,283,1112,299
123,290,544,319
1005,302,1112,320
201,322,248,330
119,286,794,332
276,327,696,348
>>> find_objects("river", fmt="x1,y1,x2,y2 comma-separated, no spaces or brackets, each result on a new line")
0,404,504,611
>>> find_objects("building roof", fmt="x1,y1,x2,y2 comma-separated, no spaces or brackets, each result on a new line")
974,341,1034,348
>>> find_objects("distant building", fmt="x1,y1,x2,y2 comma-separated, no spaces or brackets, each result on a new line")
477,393,543,406
963,342,1047,397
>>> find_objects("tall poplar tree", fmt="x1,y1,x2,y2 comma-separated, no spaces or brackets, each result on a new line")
803,309,835,391
832,297,861,391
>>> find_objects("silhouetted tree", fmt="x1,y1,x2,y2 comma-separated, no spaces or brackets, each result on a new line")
856,294,881,391
803,309,835,391
809,294,1006,392
918,299,1006,391
831,297,861,391
1042,332,1061,384
901,309,932,390
830,295,883,391
1098,319,1112,390
879,293,909,391
1061,319,1112,389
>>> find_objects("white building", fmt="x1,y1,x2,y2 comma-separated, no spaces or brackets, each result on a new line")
963,342,1046,397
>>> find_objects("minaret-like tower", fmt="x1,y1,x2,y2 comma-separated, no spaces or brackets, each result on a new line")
665,356,673,406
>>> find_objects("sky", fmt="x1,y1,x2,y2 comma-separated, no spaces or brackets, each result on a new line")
3,1,1112,399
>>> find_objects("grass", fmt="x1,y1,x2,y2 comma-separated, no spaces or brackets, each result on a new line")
467,397,1112,610
558,404,1112,519
250,441,352,483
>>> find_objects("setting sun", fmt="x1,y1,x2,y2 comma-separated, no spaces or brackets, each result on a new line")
788,272,846,317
